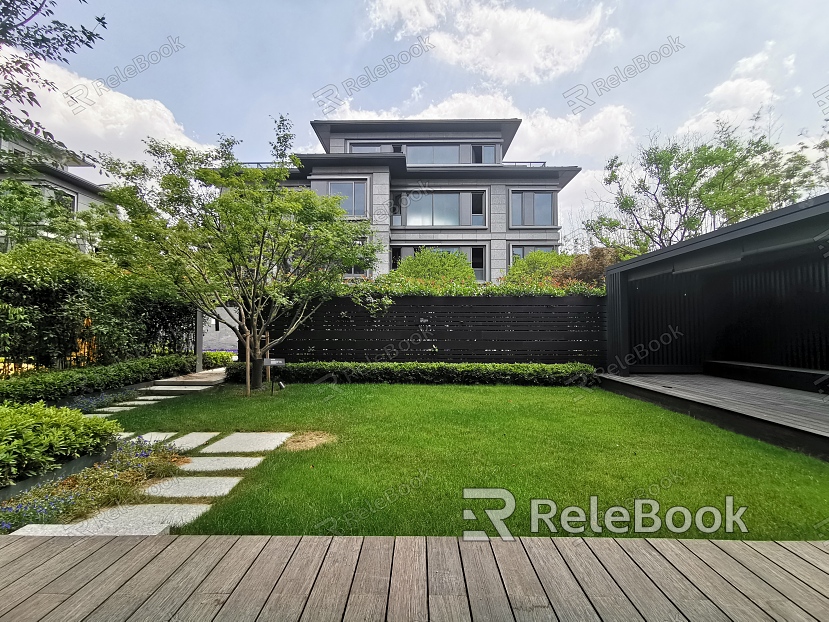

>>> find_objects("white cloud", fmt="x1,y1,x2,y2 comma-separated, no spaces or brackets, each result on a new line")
678,41,795,135
367,0,617,84
329,91,633,160
20,57,210,181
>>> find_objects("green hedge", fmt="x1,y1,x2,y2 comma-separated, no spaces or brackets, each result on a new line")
202,351,235,368
0,355,199,403
226,361,596,387
0,402,120,486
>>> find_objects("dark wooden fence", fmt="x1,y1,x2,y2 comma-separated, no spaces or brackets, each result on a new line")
269,296,606,366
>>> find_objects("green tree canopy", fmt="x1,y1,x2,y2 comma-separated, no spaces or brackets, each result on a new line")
394,247,477,285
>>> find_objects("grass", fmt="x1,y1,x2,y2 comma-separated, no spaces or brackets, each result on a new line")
110,383,829,540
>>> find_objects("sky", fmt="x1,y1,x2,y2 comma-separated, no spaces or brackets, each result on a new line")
21,0,829,241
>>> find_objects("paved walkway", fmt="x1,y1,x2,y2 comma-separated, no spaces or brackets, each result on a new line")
0,535,826,621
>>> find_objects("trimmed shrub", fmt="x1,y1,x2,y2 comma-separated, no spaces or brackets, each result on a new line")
226,361,596,387
395,248,477,285
0,355,198,403
0,401,120,486
203,351,235,368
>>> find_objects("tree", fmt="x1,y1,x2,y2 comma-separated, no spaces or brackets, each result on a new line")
584,115,823,256
394,247,476,284
0,0,105,171
501,251,573,285
94,117,381,391
0,178,82,251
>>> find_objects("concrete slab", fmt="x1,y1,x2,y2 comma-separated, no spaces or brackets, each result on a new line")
135,432,176,443
115,401,156,407
200,432,292,454
117,432,136,439
144,385,216,396
171,432,220,452
135,395,178,401
93,406,135,414
13,503,210,536
154,370,226,386
143,477,242,498
180,457,264,472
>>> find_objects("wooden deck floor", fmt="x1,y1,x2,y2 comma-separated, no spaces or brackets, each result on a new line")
0,535,828,621
599,374,829,438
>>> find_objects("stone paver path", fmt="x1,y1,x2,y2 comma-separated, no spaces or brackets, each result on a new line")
143,476,242,498
117,432,135,439
180,456,264,472
201,432,292,453
170,432,220,451
12,504,210,536
136,432,176,443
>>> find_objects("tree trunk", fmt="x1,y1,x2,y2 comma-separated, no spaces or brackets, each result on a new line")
251,357,264,390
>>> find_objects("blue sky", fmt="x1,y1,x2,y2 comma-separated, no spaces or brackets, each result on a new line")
26,0,829,237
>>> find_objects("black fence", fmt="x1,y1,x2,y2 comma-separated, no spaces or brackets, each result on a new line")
269,296,607,366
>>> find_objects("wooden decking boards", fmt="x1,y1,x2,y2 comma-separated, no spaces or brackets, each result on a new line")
1,536,827,621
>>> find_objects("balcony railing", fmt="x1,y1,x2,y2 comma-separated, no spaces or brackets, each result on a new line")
501,161,547,167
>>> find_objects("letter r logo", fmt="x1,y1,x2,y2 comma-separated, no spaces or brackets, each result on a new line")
562,84,594,114
312,84,343,116
463,488,515,541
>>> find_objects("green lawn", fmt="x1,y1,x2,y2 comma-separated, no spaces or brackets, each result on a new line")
110,383,829,540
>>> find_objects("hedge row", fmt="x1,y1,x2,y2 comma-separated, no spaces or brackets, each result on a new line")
0,355,197,403
0,402,120,486
226,361,596,387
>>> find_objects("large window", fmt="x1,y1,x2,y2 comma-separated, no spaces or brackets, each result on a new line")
511,246,555,261
406,144,460,165
393,191,485,227
510,191,556,227
472,145,496,164
329,181,367,216
52,189,77,213
350,144,382,153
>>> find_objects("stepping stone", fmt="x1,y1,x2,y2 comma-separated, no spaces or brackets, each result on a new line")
115,401,155,407
117,432,136,439
180,457,264,472
144,385,216,396
201,432,292,454
13,504,210,536
93,406,135,414
135,432,176,443
136,395,178,401
143,477,242,498
171,432,220,451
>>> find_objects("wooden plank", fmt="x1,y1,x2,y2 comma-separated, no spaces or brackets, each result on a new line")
256,535,332,622
172,535,269,622
778,541,829,575
38,536,176,622
521,538,598,622
490,538,555,621
300,536,362,622
553,538,642,622
213,536,300,622
712,540,829,620
585,538,685,621
427,536,471,622
0,535,52,565
39,536,145,595
616,539,729,621
125,535,237,622
1,592,68,622
0,536,81,590
680,539,814,621
0,537,113,619
82,535,208,622
343,536,394,622
746,541,829,599
648,539,772,622
387,536,428,622
458,539,514,622
0,535,20,550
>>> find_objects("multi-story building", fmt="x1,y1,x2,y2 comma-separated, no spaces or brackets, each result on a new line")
281,118,581,281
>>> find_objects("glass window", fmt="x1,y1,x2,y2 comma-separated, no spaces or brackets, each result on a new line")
433,193,460,226
473,145,496,164
512,246,525,260
406,145,432,164
350,144,382,153
471,247,485,281
511,191,555,226
330,181,367,216
433,145,460,164
483,145,496,164
406,193,432,226
511,192,523,227
471,192,485,226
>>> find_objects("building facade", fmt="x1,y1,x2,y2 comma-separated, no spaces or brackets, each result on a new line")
279,118,580,281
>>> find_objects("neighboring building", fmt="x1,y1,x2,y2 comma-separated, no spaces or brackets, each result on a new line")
0,131,103,223
251,118,581,282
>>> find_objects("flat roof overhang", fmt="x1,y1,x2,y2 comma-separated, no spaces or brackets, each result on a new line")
606,192,829,279
310,118,523,155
